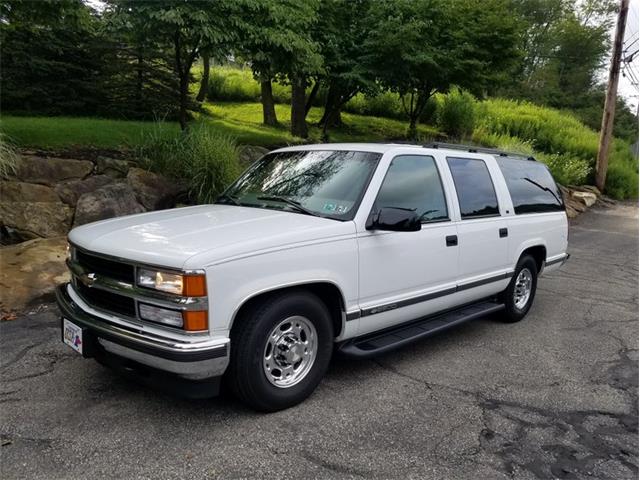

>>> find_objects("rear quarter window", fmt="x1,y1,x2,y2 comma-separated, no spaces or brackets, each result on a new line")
496,158,564,214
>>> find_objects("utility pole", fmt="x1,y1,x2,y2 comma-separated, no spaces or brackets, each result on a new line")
595,0,630,192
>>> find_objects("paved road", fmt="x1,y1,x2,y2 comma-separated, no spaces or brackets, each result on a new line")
1,203,638,480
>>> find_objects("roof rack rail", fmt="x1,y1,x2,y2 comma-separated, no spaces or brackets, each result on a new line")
423,142,536,161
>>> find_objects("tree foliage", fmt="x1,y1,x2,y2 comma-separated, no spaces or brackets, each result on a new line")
363,0,520,137
0,0,103,115
0,0,635,141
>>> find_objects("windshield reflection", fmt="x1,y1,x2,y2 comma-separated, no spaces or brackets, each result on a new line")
219,150,381,220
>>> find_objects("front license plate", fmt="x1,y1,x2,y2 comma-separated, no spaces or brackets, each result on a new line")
63,318,83,355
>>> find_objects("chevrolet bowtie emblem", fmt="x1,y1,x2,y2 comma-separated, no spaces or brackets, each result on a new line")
80,272,97,287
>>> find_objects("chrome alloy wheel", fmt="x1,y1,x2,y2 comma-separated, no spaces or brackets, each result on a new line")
263,316,318,388
513,268,533,310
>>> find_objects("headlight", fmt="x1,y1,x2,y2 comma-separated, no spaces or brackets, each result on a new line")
137,269,206,296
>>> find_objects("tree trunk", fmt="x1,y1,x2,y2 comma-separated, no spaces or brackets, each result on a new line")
261,79,278,126
290,75,308,138
407,114,418,140
136,48,144,117
179,71,189,130
196,53,210,102
305,80,320,117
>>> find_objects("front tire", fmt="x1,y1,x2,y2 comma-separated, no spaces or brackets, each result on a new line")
500,255,538,323
227,290,333,412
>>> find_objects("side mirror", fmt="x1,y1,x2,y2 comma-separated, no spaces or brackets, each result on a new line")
366,207,422,232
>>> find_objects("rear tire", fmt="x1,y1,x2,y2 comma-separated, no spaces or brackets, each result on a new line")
227,290,333,412
500,255,538,323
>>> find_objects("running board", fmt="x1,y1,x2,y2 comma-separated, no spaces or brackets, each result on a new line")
339,301,504,359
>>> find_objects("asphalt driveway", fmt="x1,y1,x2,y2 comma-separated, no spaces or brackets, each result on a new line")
1,202,638,480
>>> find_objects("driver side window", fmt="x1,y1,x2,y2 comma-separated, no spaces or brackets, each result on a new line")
374,155,449,223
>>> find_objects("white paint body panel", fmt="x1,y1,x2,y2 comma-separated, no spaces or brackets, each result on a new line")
67,143,569,346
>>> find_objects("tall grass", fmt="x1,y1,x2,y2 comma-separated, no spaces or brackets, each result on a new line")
137,121,241,204
206,66,301,105
0,133,19,179
476,99,638,197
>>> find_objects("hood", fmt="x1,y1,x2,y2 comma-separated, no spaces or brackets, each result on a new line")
68,205,356,269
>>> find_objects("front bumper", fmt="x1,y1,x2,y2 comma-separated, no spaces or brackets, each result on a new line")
56,284,230,395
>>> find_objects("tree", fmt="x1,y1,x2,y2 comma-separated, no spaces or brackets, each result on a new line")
0,0,103,115
503,0,616,109
315,0,378,138
100,3,179,120
364,0,520,138
105,0,249,130
238,0,320,127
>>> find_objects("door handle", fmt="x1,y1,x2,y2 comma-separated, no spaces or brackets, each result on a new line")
446,235,458,247
499,228,508,238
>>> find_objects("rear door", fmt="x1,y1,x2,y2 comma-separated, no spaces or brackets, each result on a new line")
445,156,511,298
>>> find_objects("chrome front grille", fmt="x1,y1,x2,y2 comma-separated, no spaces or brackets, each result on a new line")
75,249,134,283
74,280,136,317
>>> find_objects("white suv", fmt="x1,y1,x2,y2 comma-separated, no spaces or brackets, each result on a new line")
58,143,569,411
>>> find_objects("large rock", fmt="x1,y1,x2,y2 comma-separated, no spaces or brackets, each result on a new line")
0,236,70,314
127,167,179,210
572,191,597,207
15,155,94,186
97,156,131,178
74,182,145,227
54,175,114,206
0,181,60,203
0,181,72,238
239,145,269,168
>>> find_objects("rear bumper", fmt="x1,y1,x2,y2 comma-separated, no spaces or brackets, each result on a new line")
56,284,229,393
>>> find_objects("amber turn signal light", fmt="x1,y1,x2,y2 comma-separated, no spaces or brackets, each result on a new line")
183,275,207,297
182,310,208,331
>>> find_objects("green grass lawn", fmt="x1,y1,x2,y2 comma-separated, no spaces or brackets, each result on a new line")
1,102,438,150
0,116,181,149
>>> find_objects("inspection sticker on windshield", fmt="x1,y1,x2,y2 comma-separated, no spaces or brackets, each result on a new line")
63,318,83,355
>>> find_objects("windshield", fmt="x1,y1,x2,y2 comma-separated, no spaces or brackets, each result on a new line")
219,150,381,220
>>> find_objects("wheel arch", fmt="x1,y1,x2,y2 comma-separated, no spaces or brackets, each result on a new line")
229,281,347,339
518,244,547,273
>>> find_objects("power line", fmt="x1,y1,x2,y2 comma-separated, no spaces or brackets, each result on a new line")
623,37,639,52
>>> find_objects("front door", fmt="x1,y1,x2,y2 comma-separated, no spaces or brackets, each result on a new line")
356,154,459,335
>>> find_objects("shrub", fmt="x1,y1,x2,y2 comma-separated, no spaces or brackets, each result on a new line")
345,91,404,119
0,134,19,179
137,121,241,204
437,88,477,140
605,161,639,199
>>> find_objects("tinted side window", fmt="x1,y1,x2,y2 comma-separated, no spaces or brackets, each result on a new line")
496,158,564,214
375,155,448,222
447,157,499,218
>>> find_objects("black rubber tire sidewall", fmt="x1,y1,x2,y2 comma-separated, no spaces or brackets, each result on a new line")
501,255,538,323
227,291,333,412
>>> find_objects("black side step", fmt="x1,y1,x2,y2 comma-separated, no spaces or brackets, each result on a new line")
339,301,504,359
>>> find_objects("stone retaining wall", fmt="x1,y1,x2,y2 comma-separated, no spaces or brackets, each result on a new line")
0,154,186,243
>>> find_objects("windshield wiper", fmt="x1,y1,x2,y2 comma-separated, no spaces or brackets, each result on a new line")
522,178,562,205
257,195,321,217
216,193,241,205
